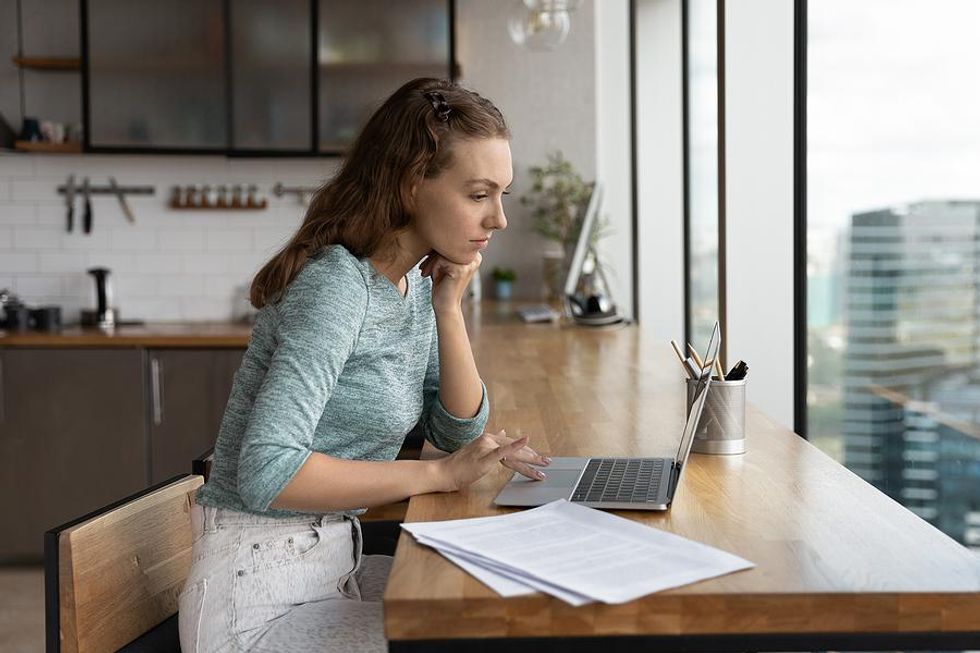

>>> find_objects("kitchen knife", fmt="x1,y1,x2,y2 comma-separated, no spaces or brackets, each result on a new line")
65,174,75,233
108,177,136,224
82,177,92,235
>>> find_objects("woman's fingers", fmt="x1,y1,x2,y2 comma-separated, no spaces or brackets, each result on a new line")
489,429,550,467
503,458,548,481
502,446,549,467
485,436,528,463
420,253,437,278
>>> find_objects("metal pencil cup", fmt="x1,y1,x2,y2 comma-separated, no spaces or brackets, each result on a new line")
685,377,746,455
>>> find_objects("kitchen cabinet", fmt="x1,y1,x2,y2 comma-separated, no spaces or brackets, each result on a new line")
0,349,147,561
229,0,312,152
81,0,453,154
0,345,245,560
85,0,228,150
147,348,243,483
317,0,452,152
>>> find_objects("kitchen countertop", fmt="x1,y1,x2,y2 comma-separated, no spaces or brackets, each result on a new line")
0,322,253,348
0,301,568,348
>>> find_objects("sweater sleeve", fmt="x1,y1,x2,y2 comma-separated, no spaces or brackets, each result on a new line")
420,320,489,452
237,252,369,511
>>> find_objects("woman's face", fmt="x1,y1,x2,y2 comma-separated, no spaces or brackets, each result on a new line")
409,137,513,265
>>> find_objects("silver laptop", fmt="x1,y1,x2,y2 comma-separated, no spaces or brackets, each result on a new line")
493,322,720,511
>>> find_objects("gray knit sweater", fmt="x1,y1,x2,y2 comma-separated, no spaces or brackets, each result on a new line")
196,244,489,516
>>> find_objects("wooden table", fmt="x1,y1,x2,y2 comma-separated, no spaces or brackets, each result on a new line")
382,304,980,651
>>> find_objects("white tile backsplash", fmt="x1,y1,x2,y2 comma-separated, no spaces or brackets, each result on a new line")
159,228,206,251
109,227,159,251
2,204,39,225
15,275,63,296
0,156,33,176
38,251,88,273
135,252,186,275
157,274,208,298
61,229,111,250
205,227,253,251
0,251,38,274
0,152,330,322
13,226,64,249
10,179,60,202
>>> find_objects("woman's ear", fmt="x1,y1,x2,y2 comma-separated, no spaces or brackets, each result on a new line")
401,180,419,215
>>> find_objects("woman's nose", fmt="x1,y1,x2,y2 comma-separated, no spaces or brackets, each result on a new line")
488,202,507,231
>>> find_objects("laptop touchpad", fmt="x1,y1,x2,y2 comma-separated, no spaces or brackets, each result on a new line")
509,469,582,488
494,469,582,507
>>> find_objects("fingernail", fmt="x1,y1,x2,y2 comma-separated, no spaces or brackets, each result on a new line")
543,457,552,464
536,471,547,479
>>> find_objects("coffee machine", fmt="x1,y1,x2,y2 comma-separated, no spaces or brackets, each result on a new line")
81,267,116,330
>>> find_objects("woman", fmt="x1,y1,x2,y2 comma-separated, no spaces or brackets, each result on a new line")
178,78,551,652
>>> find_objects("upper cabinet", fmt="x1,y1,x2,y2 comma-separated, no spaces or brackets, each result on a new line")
82,0,454,155
85,0,228,151
230,0,312,153
317,0,452,152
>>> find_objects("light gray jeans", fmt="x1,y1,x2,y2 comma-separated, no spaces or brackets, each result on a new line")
178,502,392,653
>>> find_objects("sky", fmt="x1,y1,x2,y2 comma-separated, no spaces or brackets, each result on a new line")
808,0,980,251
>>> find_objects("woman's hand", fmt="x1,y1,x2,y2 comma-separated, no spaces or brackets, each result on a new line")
485,429,551,481
420,251,482,316
433,432,530,493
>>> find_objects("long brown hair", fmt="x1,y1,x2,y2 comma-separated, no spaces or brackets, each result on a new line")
250,78,510,308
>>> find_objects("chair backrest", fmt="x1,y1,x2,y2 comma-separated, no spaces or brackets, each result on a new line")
191,448,214,481
45,474,204,653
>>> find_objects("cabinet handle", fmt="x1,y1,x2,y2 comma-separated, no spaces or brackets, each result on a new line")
150,357,164,426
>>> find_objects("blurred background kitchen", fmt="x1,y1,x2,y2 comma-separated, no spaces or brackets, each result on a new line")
0,1,632,649
0,0,616,324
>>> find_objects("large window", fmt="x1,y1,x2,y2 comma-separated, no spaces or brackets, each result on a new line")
807,0,980,550
685,0,720,347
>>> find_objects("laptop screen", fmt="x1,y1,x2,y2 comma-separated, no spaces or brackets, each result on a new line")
672,321,721,466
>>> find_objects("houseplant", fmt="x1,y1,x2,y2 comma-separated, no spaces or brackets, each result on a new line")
520,151,608,298
491,267,516,300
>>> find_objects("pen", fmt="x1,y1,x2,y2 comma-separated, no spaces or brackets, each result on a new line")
727,360,749,380
670,340,693,378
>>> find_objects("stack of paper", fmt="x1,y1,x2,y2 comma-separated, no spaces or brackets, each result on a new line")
401,499,754,605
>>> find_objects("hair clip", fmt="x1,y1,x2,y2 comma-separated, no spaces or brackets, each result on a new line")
423,91,452,122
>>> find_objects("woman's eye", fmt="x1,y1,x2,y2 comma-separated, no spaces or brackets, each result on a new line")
471,194,488,201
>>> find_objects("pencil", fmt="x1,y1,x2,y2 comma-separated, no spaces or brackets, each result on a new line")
687,343,704,369
670,340,693,378
670,340,687,364
713,358,725,380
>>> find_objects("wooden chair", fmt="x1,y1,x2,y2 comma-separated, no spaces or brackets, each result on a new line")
45,474,204,653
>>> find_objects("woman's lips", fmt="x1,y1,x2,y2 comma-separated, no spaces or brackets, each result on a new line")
471,238,489,250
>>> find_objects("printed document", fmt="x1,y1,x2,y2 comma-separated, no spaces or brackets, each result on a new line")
402,499,753,605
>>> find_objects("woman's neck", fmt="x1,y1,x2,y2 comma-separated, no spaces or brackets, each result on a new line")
369,231,428,289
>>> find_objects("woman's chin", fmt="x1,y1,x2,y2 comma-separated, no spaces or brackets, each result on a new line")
440,250,478,266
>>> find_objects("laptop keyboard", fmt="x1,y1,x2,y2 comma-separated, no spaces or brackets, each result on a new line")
570,458,667,504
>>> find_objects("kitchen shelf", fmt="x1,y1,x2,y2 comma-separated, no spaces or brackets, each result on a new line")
12,56,81,71
14,140,83,153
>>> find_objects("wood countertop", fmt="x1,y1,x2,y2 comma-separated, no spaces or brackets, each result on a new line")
0,322,252,348
383,312,980,644
0,301,532,348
